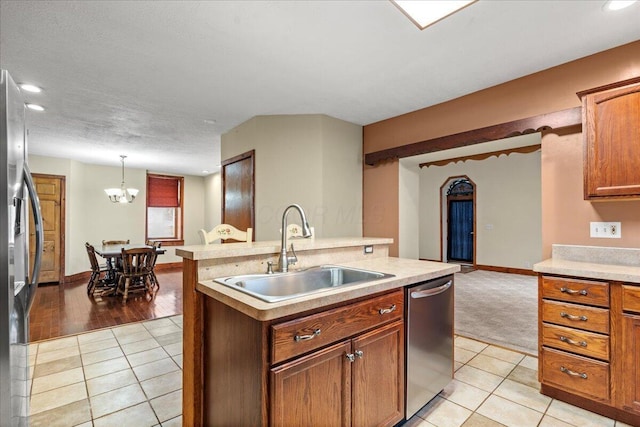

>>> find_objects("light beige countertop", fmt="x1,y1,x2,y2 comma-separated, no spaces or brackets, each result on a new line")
196,257,459,321
176,237,393,261
533,244,640,283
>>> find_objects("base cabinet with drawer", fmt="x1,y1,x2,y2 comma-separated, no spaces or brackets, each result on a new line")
270,321,404,427
621,285,640,416
204,288,404,426
538,275,640,424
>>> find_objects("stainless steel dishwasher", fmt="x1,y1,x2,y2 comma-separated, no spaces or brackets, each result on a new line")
405,274,454,419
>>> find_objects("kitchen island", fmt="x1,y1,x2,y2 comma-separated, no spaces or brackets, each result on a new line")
176,237,458,426
534,245,640,426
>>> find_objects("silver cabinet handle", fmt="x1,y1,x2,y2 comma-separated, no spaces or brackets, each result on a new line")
294,329,321,342
560,312,588,321
346,353,355,362
560,336,587,347
378,304,396,315
560,287,587,296
355,350,363,359
560,366,588,379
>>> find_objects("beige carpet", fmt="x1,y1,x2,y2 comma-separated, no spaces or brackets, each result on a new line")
454,269,538,356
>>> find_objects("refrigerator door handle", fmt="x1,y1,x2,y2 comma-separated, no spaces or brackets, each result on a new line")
24,163,43,313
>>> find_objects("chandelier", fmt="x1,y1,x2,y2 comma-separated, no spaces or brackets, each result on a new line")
104,155,139,204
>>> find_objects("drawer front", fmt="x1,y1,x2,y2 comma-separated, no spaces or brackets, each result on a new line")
541,347,610,402
541,300,609,334
622,285,640,314
541,323,609,361
271,290,403,365
541,276,609,307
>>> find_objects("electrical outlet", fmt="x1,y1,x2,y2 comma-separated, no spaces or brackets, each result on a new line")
590,222,621,238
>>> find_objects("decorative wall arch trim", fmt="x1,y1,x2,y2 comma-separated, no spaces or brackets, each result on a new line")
364,107,581,166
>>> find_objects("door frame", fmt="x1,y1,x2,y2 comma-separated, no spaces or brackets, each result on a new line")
33,173,66,284
221,149,255,236
439,175,475,266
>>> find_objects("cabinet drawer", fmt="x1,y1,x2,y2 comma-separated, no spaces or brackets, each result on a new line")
622,285,640,314
541,300,609,334
541,347,609,402
271,290,403,365
541,323,609,361
541,276,609,308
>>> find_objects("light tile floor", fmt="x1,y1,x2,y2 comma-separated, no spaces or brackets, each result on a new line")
28,318,633,427
29,316,183,427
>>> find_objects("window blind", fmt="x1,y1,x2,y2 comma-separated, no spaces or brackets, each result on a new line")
147,175,180,207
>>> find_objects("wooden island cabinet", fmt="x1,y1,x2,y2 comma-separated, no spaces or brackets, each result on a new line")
176,238,458,426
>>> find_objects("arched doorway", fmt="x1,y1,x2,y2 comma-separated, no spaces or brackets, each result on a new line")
443,177,475,265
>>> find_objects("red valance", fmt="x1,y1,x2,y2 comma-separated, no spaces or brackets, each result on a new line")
147,175,180,207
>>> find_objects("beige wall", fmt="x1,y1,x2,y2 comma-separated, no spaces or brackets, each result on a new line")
541,127,640,258
222,114,363,241
363,40,640,259
417,142,542,269
203,172,222,232
28,155,207,275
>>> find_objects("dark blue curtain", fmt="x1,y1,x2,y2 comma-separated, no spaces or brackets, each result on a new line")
448,200,473,261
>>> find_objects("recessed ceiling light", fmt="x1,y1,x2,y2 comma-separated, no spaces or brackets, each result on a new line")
20,84,42,93
202,170,209,174
391,0,477,30
604,0,637,10
26,103,44,111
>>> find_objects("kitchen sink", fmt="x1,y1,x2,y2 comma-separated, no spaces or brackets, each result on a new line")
213,265,394,303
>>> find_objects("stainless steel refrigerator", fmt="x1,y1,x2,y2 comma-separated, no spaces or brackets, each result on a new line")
0,69,44,426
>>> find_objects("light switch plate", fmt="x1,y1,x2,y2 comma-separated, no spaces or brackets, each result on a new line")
590,222,621,238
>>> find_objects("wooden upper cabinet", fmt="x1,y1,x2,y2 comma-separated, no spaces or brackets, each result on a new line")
578,77,640,200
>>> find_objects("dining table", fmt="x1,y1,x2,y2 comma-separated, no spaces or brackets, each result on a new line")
95,243,166,286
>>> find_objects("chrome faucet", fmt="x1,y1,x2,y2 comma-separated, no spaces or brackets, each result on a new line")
278,204,313,272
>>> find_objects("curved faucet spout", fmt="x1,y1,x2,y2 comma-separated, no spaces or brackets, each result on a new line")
279,204,312,272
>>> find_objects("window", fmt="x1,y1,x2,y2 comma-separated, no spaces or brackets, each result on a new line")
146,174,184,245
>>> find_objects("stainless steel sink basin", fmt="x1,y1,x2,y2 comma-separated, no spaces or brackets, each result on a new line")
213,265,394,303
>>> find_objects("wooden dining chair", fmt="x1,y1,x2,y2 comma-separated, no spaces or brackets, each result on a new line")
146,240,162,291
199,224,253,245
117,247,156,303
85,242,110,296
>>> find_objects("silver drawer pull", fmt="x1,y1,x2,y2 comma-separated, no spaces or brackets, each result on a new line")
379,304,396,315
560,366,588,379
560,336,587,347
346,353,355,362
355,350,364,359
560,287,588,296
560,312,588,321
294,329,321,342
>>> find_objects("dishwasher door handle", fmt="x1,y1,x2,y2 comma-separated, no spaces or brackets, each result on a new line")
410,281,452,299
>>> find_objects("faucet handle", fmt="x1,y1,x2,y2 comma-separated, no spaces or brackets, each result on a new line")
287,243,298,265
266,261,274,274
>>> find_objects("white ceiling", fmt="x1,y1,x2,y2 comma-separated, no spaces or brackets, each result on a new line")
1,1,639,176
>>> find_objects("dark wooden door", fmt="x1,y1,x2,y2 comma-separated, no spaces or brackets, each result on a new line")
270,340,352,427
351,321,404,427
222,150,255,241
29,174,65,284
447,199,474,262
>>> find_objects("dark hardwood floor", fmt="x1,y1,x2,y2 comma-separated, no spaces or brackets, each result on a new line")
29,267,183,342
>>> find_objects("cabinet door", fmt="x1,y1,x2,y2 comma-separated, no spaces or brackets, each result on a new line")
351,321,404,427
621,314,640,414
270,340,352,427
583,80,640,199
